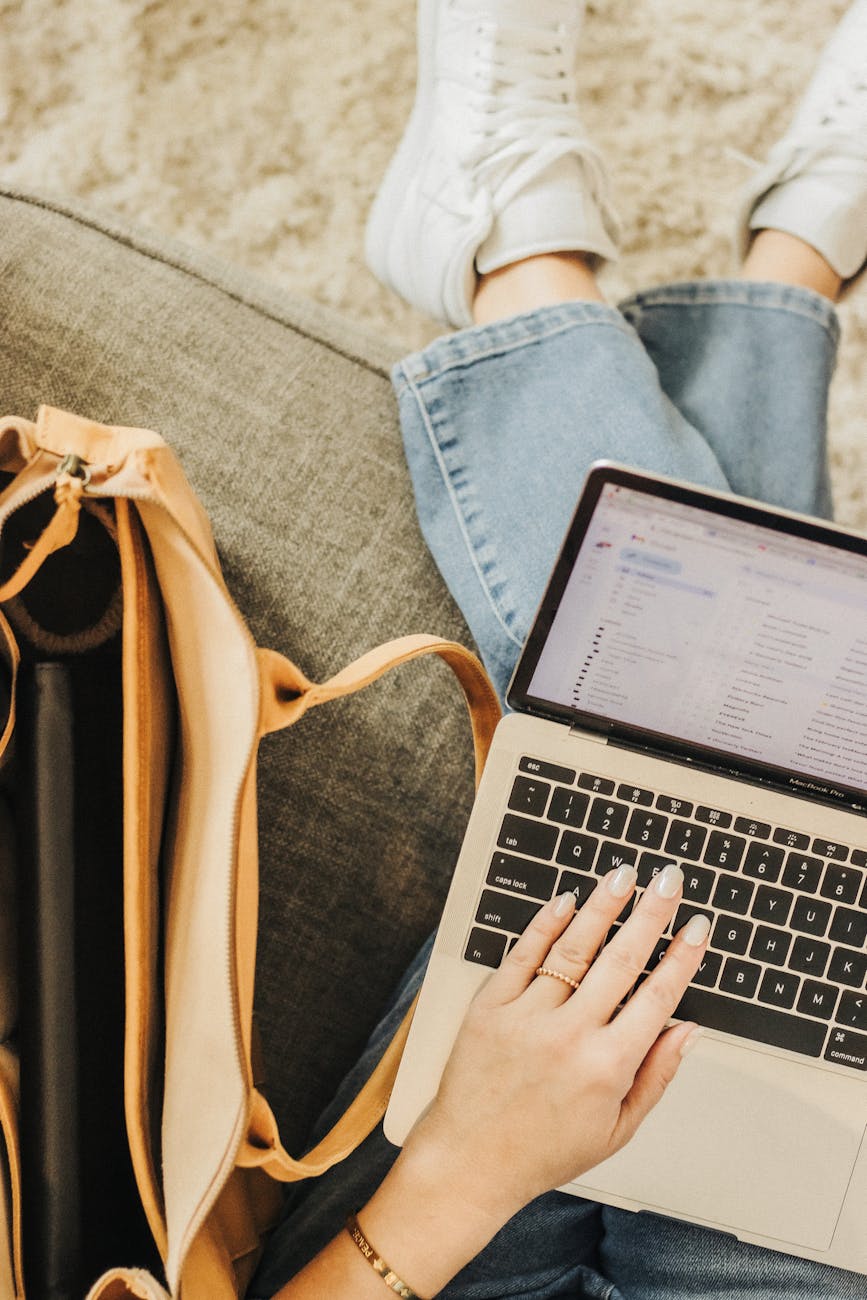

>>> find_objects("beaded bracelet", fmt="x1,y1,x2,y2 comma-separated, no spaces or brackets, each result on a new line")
345,1213,424,1299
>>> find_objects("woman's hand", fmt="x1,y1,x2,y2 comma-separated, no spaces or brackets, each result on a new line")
282,863,710,1300
403,861,709,1226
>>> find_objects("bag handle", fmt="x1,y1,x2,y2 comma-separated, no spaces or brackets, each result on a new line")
237,634,501,1181
257,633,501,788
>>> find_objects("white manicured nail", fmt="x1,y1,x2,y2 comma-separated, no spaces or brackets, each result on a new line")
681,914,711,946
654,863,683,898
553,891,576,918
607,864,637,898
679,1025,704,1058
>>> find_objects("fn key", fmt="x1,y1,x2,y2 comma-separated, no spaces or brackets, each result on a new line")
465,927,507,968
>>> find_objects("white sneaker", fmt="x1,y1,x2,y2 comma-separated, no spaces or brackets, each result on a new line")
365,0,620,327
737,0,867,280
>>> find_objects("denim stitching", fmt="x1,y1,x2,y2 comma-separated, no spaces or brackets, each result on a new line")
398,363,525,650
404,310,635,386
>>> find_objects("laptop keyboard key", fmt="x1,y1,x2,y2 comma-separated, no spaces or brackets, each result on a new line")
487,853,558,901
508,775,550,817
825,1028,867,1070
829,905,867,948
595,841,638,877
547,787,590,827
578,772,615,796
674,987,826,1057
692,949,723,988
637,851,677,888
625,809,668,849
773,827,811,850
712,914,753,954
789,936,831,978
790,895,832,937
812,839,849,862
498,813,558,861
665,820,706,861
712,875,755,916
657,795,694,817
519,756,576,784
758,968,800,1010
675,902,714,930
734,817,771,839
695,805,732,828
742,841,784,882
617,783,654,806
827,947,867,989
796,980,838,1021
838,992,867,1031
465,927,507,968
555,831,599,871
704,830,746,872
781,853,823,893
682,863,715,903
587,798,629,837
749,924,792,967
820,864,863,905
475,889,542,935
719,958,761,999
750,883,793,925
851,849,867,868
559,871,599,908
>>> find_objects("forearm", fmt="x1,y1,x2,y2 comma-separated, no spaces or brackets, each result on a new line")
272,1138,513,1299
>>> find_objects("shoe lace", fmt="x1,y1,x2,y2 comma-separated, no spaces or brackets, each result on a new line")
447,0,608,211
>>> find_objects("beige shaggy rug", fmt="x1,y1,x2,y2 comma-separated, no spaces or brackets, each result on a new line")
2,0,866,524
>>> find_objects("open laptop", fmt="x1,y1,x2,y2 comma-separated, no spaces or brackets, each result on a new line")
386,462,867,1275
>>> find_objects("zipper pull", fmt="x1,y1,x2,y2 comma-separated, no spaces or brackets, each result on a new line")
56,453,92,486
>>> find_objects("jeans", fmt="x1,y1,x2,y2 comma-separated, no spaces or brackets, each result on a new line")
251,281,867,1299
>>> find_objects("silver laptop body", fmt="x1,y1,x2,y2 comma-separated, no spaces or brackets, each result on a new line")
386,464,867,1274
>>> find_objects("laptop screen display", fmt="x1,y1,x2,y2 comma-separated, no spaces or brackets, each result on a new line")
515,469,867,805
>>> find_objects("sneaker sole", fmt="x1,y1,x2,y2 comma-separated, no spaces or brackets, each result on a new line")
364,0,440,303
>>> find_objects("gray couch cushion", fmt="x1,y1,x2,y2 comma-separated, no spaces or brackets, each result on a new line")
0,187,477,1156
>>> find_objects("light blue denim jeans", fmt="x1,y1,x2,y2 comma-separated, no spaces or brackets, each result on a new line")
251,282,867,1299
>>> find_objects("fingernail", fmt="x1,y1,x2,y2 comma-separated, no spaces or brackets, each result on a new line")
653,863,683,898
553,891,576,918
607,864,637,898
681,913,711,946
679,1025,704,1058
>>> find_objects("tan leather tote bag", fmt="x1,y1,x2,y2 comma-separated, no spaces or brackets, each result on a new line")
0,406,500,1299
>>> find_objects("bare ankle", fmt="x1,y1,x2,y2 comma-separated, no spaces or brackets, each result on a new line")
741,230,842,302
472,252,606,325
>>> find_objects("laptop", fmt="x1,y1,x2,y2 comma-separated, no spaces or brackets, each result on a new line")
386,462,867,1275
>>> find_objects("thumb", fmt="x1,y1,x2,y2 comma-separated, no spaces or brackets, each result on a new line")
613,1022,701,1148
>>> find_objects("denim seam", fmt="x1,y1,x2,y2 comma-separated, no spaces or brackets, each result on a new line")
398,362,526,651
621,292,840,341
406,313,636,386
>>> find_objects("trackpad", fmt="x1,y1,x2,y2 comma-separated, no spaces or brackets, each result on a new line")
574,1038,866,1250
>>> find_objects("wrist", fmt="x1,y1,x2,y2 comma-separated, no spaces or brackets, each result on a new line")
357,1132,519,1298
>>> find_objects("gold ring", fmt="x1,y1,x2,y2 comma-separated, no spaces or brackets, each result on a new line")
535,965,581,991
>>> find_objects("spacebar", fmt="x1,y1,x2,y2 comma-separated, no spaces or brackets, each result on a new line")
675,987,826,1058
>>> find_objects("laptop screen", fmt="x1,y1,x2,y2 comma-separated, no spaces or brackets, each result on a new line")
510,465,867,808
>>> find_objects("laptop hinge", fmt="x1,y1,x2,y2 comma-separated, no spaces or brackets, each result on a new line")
568,721,609,744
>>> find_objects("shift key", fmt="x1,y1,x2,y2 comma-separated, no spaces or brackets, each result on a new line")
475,889,542,935
497,813,558,861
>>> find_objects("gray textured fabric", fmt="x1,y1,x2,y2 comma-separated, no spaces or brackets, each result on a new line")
0,187,476,1156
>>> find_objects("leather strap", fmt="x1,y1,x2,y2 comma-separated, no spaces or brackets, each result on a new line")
239,634,501,1182
257,633,501,789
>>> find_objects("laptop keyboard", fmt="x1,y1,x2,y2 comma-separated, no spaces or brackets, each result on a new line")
464,755,867,1072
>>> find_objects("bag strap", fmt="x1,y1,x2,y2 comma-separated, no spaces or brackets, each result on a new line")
237,634,501,1181
257,632,501,788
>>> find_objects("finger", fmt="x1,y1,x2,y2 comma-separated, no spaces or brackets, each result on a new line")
523,864,637,1008
607,911,710,1055
611,1021,703,1149
568,862,683,1023
476,890,576,1007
